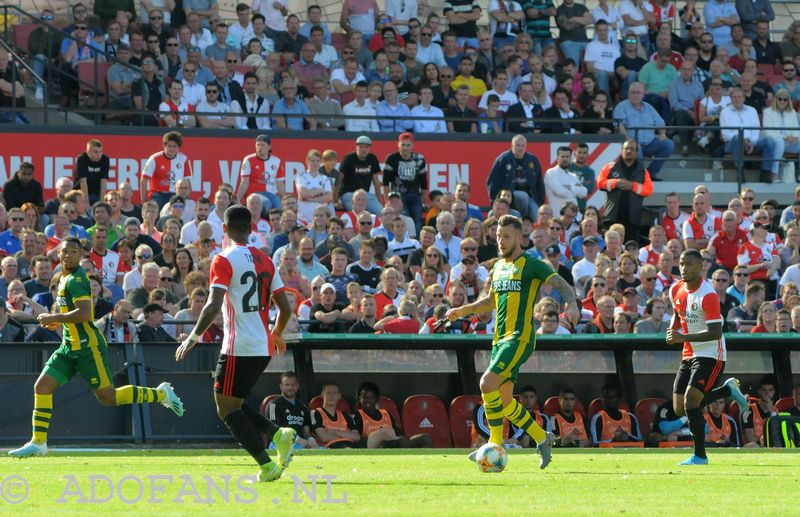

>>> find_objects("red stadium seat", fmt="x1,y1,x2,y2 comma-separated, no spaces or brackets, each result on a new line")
775,396,794,412
543,396,586,419
77,62,110,107
587,397,631,419
354,396,403,433
757,63,772,77
729,400,744,421
449,395,482,448
634,397,667,439
402,395,452,447
466,95,480,112
259,394,281,416
309,395,352,414
331,33,349,52
13,23,37,54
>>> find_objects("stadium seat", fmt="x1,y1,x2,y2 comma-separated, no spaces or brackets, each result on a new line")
775,396,794,412
543,396,586,419
402,395,452,448
309,395,352,414
331,33,349,52
449,395,482,448
354,396,403,432
598,441,644,448
587,397,631,419
634,398,667,439
13,23,37,54
77,62,110,107
259,394,281,415
729,400,744,421
466,96,480,112
757,63,772,77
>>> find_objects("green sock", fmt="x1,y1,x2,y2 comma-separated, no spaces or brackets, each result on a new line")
504,398,546,444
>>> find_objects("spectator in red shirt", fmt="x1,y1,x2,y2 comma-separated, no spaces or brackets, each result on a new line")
751,301,778,333
582,275,609,317
707,209,750,271
374,297,420,333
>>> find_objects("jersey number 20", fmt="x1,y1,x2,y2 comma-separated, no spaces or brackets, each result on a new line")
241,271,271,312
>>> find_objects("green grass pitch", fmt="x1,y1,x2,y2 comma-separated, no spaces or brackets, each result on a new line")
1,448,798,516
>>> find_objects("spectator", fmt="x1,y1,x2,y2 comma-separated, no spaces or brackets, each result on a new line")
634,297,669,332
719,87,778,182
555,0,592,66
639,49,677,120
349,293,378,333
727,282,764,331
615,33,648,98
669,62,704,155
727,264,749,304
703,397,741,447
300,5,331,43
408,85,446,133
307,79,345,131
416,26,446,67
0,296,24,342
711,269,740,319
736,0,773,41
272,80,315,131
544,147,588,215
310,282,347,333
376,81,413,132
374,297,421,333
583,20,619,94
487,135,544,222
451,56,486,97
704,0,739,48
550,387,591,448
762,89,800,176
597,139,654,243
131,53,165,126
0,208,27,255
230,72,271,130
707,209,749,271
752,21,780,65
343,81,380,133
137,302,176,342
296,149,332,223
340,0,380,40
590,385,642,445
682,193,719,251
339,136,383,214
2,163,43,211
613,82,674,180
782,21,800,62
750,301,778,333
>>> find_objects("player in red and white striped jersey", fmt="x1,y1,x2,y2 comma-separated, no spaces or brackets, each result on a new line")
666,249,749,465
660,192,690,241
139,131,192,210
682,194,720,251
176,205,297,482
236,134,285,213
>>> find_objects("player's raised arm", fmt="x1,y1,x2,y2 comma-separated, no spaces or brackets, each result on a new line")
176,286,224,361
545,273,580,325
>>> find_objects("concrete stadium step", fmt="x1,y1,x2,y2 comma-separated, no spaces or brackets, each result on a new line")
645,181,797,207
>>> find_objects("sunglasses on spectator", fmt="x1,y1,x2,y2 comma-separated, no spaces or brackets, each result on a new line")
714,278,730,282
148,39,160,44
462,247,477,252
701,39,712,43
172,203,185,209
440,74,453,78
742,196,754,201
624,38,638,44
421,32,432,36
184,68,196,72
142,60,156,65
160,277,173,281
226,59,238,63
75,25,88,30
137,254,153,260
778,97,790,101
785,68,796,72
206,90,219,94
432,293,444,297
42,15,54,20
593,282,606,288
167,42,179,46
150,15,163,20
643,277,656,281
10,216,25,221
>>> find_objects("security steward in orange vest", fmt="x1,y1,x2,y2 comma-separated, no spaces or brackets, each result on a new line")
704,398,741,447
590,385,643,445
352,382,433,449
550,387,591,447
310,382,361,449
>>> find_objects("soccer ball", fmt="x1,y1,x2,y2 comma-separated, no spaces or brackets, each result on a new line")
475,443,508,473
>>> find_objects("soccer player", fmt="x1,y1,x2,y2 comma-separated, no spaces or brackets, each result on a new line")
176,205,297,482
446,215,580,469
8,237,184,458
666,249,749,465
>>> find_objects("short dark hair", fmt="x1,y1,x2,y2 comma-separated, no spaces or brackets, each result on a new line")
559,387,576,398
357,381,380,398
557,146,572,155
497,214,522,231
281,371,299,381
224,204,251,232
680,249,703,263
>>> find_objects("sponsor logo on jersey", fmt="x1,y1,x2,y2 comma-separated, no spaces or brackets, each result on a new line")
492,279,522,292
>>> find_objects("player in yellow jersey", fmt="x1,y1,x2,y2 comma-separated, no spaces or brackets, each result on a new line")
447,215,580,469
9,237,184,458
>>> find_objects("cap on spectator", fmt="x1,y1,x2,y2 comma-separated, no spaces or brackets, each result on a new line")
624,240,639,251
356,135,372,145
544,244,560,256
387,191,401,199
320,283,336,294
461,255,476,265
398,132,414,142
622,287,637,297
124,217,141,227
761,199,779,209
143,303,165,314
117,43,131,51
256,134,271,145
291,223,308,232
583,236,600,246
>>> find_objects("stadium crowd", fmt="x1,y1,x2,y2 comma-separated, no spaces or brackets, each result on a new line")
0,130,799,342
3,0,800,182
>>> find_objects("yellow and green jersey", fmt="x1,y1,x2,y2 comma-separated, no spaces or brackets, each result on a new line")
56,266,106,351
491,252,556,346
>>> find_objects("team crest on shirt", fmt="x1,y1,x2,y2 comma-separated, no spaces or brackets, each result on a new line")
611,171,620,178
691,302,698,311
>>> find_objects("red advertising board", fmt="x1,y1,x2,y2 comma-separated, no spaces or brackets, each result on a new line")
0,132,621,206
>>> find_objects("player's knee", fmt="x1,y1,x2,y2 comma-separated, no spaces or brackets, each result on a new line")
479,374,500,393
95,389,116,406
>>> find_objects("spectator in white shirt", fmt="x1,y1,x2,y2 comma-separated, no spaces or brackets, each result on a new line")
343,80,379,132
544,146,588,215
180,62,205,105
410,85,447,133
310,25,338,69
331,58,367,95
415,26,447,67
478,69,518,113
719,86,778,182
228,3,253,49
195,83,235,128
252,0,288,32
571,237,601,291
584,19,620,93
187,13,214,52
433,210,462,266
230,71,271,130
